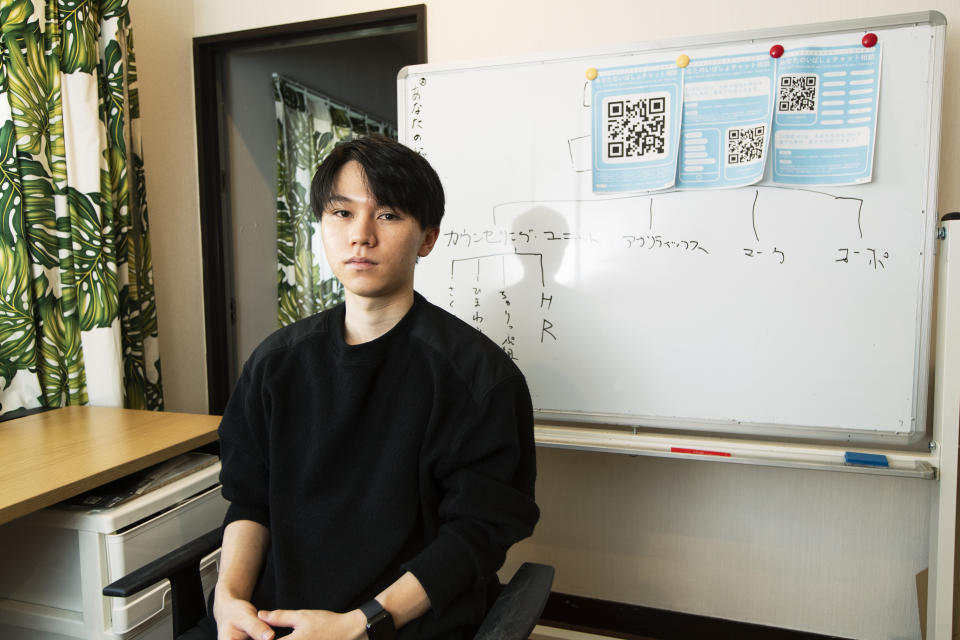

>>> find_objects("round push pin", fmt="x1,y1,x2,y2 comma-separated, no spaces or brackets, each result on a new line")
585,67,598,81
676,54,690,68
862,32,878,48
769,44,784,59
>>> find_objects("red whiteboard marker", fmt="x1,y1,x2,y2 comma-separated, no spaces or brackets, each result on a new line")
671,447,731,457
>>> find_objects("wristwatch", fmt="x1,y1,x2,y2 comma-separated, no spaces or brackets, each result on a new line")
360,598,395,640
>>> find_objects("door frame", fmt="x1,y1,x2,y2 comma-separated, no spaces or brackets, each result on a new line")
193,6,427,414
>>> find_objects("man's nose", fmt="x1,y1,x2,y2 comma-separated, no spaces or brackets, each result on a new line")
351,215,376,246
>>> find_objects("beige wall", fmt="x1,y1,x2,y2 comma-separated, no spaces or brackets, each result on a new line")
139,0,960,414
128,0,205,413
129,1,958,636
192,0,959,216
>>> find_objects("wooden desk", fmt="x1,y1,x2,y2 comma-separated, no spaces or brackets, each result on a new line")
0,406,219,526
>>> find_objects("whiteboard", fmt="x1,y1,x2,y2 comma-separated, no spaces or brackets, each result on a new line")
399,13,944,440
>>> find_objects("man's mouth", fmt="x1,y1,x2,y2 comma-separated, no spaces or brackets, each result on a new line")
346,257,376,266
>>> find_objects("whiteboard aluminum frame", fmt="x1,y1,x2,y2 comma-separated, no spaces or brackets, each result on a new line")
398,11,946,445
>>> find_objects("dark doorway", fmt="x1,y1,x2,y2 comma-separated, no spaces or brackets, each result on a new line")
194,7,426,414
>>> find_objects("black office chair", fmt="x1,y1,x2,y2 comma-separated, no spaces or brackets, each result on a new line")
103,529,555,640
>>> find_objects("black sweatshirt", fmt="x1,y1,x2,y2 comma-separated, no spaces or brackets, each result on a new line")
217,292,540,639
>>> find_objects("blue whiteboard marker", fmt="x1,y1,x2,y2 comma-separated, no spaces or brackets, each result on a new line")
843,451,889,468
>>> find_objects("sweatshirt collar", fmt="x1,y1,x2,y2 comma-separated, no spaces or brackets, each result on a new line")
330,292,425,362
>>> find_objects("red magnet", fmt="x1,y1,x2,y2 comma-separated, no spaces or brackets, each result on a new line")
862,32,878,48
769,44,784,58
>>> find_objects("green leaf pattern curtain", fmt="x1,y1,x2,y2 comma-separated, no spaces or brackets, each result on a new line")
274,74,397,326
0,0,161,417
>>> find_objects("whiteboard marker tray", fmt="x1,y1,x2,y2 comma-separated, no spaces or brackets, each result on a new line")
534,425,937,479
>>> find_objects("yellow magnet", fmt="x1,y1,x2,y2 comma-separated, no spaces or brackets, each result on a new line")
676,54,690,68
585,67,598,81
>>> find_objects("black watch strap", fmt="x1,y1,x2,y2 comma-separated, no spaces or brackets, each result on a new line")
360,599,395,640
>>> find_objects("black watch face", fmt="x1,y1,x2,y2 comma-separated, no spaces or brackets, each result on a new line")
367,609,395,640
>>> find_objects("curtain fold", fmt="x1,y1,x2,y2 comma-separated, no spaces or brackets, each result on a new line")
274,74,397,327
0,0,161,418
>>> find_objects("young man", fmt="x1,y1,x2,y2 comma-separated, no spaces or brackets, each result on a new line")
208,136,540,640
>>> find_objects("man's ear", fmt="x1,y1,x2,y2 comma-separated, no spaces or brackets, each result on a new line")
418,226,440,258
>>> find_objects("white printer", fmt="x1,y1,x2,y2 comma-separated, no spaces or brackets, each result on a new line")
0,453,227,640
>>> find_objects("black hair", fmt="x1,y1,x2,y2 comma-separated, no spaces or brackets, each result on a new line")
309,134,445,229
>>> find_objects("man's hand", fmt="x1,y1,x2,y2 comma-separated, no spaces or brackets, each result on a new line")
256,608,367,640
214,520,273,639
214,594,276,640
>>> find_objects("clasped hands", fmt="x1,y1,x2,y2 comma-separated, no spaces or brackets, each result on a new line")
215,596,367,640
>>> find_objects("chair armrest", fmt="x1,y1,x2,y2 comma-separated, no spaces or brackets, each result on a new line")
103,528,222,597
103,528,222,638
475,562,555,640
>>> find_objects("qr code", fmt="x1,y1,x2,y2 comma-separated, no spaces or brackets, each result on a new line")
777,74,818,112
603,93,669,163
726,125,766,165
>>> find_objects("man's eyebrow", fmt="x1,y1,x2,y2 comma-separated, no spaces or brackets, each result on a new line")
325,193,396,211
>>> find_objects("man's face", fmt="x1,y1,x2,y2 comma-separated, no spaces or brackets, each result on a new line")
320,160,438,304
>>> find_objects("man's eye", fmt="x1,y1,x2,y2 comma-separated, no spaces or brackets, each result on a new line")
378,211,399,220
327,209,350,218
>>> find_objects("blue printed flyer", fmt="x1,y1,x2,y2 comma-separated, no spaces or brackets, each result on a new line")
592,61,683,193
676,53,775,189
771,44,882,186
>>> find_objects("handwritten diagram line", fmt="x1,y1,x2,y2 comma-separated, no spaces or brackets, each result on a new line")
450,251,545,287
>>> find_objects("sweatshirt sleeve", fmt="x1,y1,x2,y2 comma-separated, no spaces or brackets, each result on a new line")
402,374,540,615
218,360,271,529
